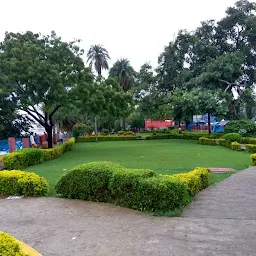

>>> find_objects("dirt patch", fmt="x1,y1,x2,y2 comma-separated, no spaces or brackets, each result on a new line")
209,167,234,173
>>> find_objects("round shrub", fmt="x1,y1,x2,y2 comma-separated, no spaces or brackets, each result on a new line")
0,170,49,196
0,232,28,256
72,123,87,138
225,120,256,137
55,161,123,201
223,133,242,142
101,128,109,135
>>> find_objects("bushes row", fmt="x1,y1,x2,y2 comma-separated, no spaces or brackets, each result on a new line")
55,162,210,213
0,170,49,196
3,138,75,169
146,132,222,141
76,136,141,142
199,137,236,149
0,232,29,256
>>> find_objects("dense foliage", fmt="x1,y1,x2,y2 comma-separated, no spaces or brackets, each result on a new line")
225,120,256,137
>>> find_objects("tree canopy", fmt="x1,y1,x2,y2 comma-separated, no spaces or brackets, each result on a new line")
0,31,88,147
87,44,110,77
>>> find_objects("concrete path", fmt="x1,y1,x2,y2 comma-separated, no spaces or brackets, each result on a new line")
1,168,256,256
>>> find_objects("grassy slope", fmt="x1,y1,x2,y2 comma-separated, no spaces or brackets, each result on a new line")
24,139,250,195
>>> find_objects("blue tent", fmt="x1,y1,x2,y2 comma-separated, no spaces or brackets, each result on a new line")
213,120,230,133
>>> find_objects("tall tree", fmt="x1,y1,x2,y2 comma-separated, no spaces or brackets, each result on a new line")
154,0,256,120
87,45,110,77
74,77,134,128
0,31,88,148
109,58,136,92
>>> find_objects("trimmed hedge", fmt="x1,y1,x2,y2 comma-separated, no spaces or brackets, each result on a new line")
3,138,75,169
0,170,49,196
172,168,210,196
199,137,218,145
241,137,256,145
55,162,123,202
146,132,222,141
246,144,256,153
76,136,141,142
199,137,233,149
56,162,210,213
0,232,29,256
223,133,242,143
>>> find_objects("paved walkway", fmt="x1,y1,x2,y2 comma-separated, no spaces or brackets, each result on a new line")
1,168,256,256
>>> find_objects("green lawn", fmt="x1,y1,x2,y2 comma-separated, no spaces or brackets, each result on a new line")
24,139,251,195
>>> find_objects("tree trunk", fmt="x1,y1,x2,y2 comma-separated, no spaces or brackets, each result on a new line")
46,125,53,148
122,118,126,130
94,117,98,143
207,113,211,134
178,120,181,128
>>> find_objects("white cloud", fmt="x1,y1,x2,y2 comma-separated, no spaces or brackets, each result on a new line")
0,0,237,71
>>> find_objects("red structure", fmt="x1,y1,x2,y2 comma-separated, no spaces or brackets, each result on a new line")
8,137,16,153
22,138,29,148
145,119,174,129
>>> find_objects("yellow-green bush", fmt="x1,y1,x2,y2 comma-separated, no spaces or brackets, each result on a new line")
3,138,75,169
0,232,29,256
172,168,210,196
231,141,242,151
250,153,256,166
0,170,49,196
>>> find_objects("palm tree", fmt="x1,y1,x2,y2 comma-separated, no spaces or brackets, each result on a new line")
109,59,136,129
109,58,135,92
87,45,110,76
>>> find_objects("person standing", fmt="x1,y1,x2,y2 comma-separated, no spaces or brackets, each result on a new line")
34,133,40,148
30,132,37,148
59,131,64,144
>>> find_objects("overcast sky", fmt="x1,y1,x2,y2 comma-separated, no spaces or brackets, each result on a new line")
0,0,238,72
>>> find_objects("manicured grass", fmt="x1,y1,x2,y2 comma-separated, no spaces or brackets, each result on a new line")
24,139,251,195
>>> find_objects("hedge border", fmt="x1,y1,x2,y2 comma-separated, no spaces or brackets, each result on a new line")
3,138,75,169
55,161,210,214
76,136,141,142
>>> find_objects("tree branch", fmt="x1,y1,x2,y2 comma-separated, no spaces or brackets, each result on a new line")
49,105,61,119
48,105,61,127
16,80,26,93
25,108,45,126
219,79,237,93
27,106,45,121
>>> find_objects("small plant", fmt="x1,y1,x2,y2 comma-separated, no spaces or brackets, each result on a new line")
223,133,242,143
